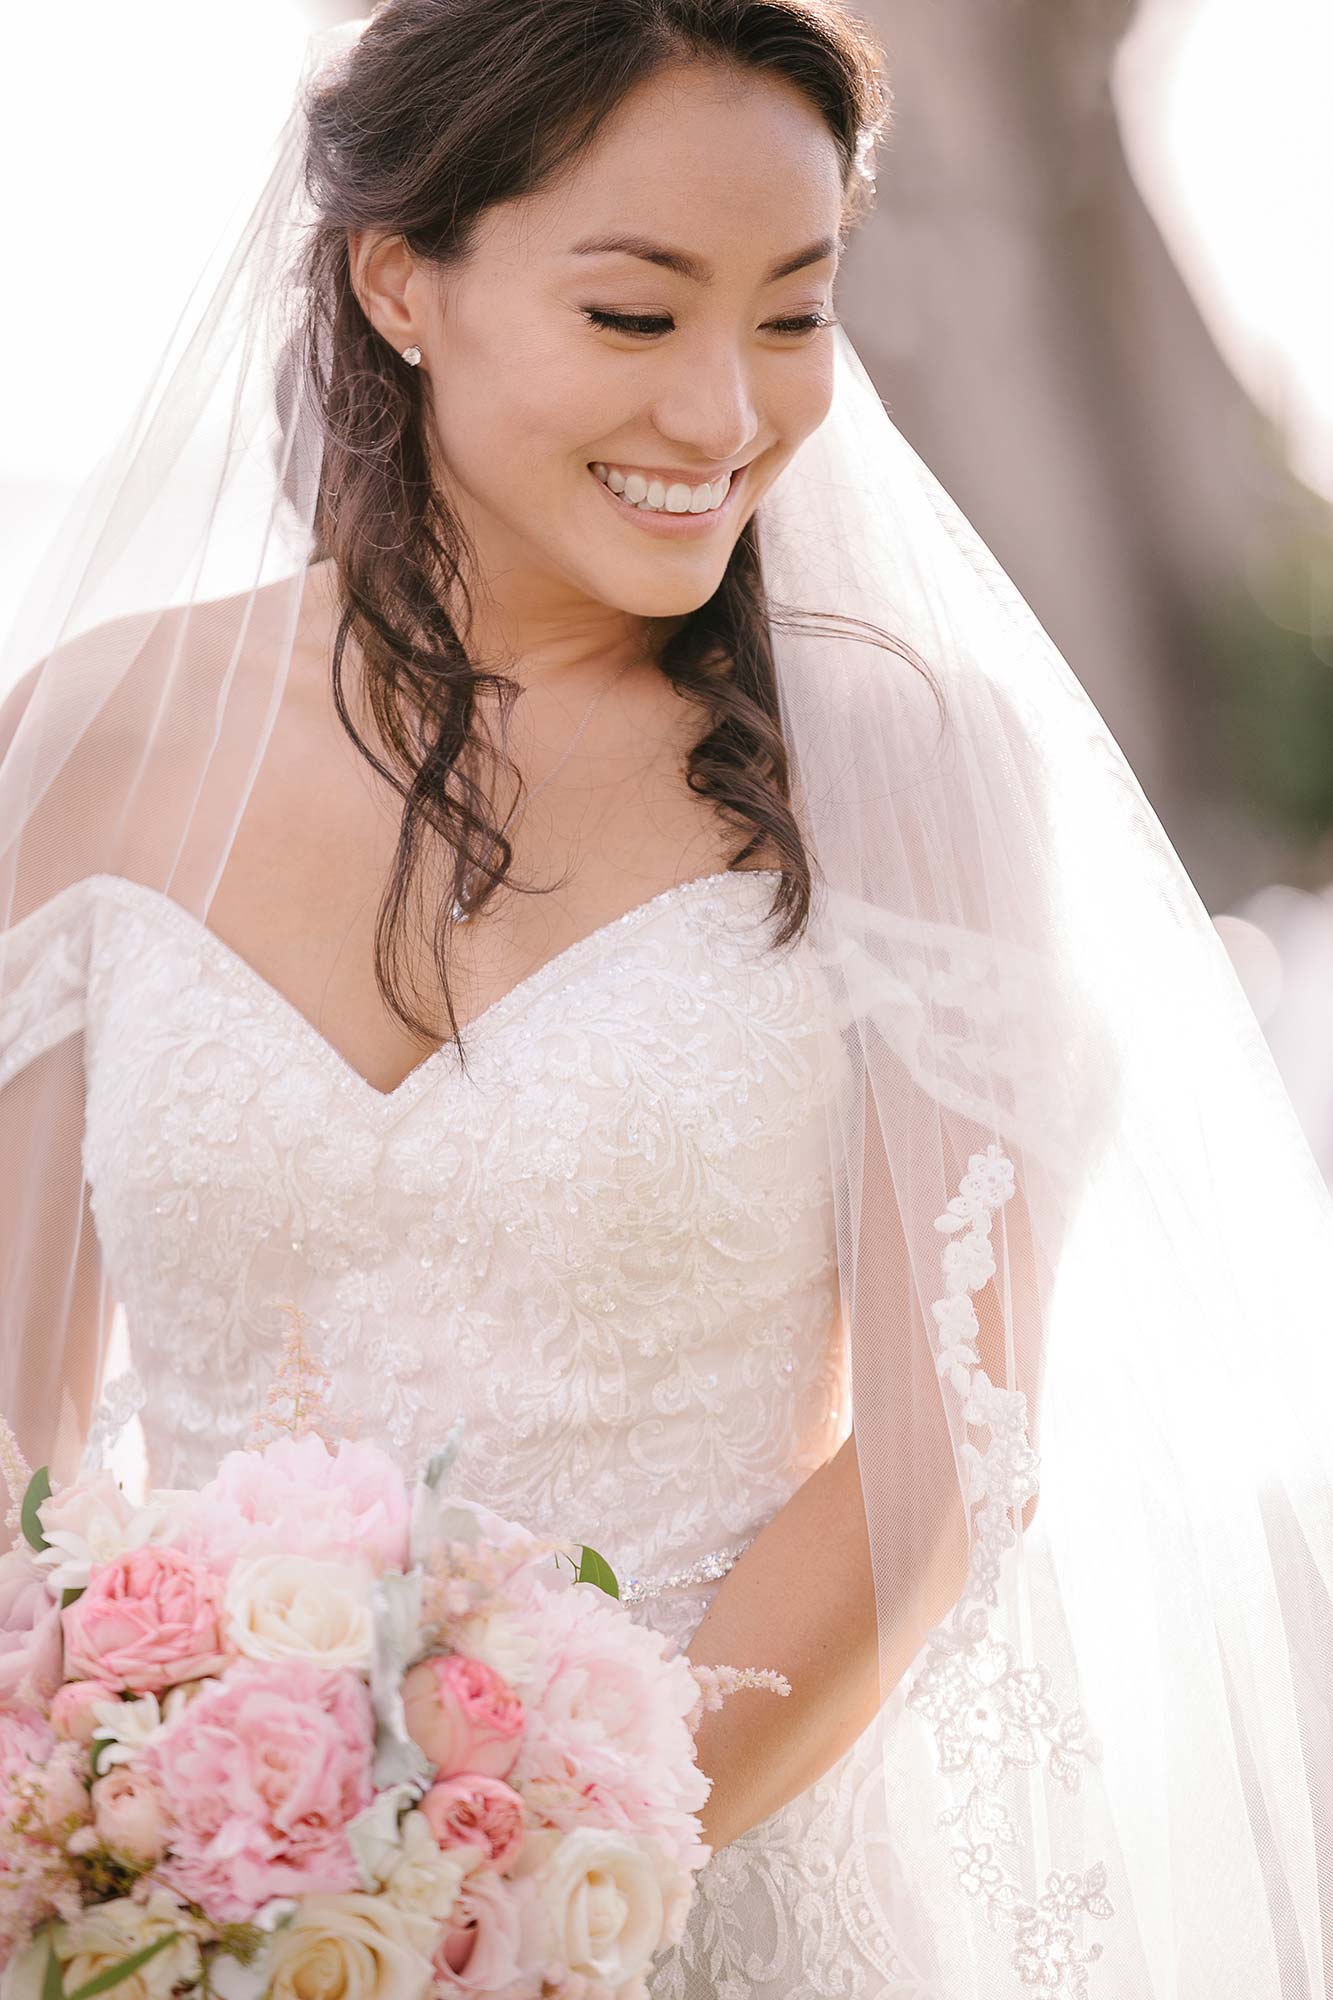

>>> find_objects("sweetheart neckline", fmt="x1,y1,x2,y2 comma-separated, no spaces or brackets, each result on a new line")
86,868,783,1108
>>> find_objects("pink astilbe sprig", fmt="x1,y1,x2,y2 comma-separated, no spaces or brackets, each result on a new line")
0,1751,92,1965
247,1299,355,1450
0,1413,33,1546
683,1663,792,1737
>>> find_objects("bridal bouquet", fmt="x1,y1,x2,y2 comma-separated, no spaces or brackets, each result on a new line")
0,1308,788,2000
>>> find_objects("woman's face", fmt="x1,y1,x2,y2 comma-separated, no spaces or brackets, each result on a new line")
354,60,846,659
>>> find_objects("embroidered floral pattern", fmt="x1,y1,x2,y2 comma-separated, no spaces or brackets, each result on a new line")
3,876,1108,1997
906,1142,1113,1995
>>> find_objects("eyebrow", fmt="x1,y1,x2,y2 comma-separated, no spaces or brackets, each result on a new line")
566,233,839,284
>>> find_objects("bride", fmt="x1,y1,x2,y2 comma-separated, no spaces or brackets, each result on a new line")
6,3,1333,1994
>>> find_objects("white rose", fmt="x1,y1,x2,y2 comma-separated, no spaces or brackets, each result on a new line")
225,1551,375,1669
347,1781,426,1890
510,1829,666,1988
452,1608,538,1687
265,1893,439,2000
383,1810,477,1922
34,1470,135,1592
54,1888,208,2000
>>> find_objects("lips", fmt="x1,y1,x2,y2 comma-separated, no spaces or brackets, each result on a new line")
589,464,729,515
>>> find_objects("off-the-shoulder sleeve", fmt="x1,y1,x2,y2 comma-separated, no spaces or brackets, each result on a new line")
0,876,111,1483
0,877,96,1088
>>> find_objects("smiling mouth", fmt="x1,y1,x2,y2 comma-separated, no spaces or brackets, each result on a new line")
587,462,745,521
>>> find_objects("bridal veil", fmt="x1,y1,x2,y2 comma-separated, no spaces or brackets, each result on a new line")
4,10,1333,1994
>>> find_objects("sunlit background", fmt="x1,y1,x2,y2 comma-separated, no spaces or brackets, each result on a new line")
3,0,1332,1180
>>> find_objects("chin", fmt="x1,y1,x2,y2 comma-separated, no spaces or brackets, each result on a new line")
584,568,733,621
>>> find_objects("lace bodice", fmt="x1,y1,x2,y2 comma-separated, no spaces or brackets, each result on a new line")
7,868,851,1627
5,868,977,1996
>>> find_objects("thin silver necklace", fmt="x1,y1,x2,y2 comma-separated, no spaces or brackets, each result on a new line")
451,656,635,923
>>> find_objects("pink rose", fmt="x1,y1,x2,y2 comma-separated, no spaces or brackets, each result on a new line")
141,1660,374,1922
90,1765,168,1865
421,1775,526,1872
432,1866,526,1992
61,1545,228,1692
49,1679,120,1747
402,1654,525,1781
192,1434,409,1570
0,1548,63,1707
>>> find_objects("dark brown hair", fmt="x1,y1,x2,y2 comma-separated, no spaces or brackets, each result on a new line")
298,0,919,1066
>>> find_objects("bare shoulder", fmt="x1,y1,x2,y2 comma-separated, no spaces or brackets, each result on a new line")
0,564,332,875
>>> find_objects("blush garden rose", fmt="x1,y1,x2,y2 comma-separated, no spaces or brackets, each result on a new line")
0,1396,789,1999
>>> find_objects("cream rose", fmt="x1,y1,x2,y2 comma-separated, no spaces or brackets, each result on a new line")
265,1892,439,2000
225,1552,375,1670
383,1810,477,1923
510,1828,666,1989
53,1889,208,2000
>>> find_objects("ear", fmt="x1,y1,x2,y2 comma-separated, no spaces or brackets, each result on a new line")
347,229,422,357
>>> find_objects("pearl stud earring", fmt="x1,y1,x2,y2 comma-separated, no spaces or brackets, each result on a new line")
401,344,422,366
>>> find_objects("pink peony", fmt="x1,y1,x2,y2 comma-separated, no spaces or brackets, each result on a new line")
61,1545,229,1693
90,1765,168,1865
402,1654,525,1781
421,1775,526,1872
505,1586,710,1873
432,1866,526,1992
0,1548,63,1708
49,1679,120,1747
141,1660,374,1922
191,1433,410,1571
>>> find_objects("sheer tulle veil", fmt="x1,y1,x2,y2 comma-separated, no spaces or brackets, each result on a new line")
4,14,1333,1995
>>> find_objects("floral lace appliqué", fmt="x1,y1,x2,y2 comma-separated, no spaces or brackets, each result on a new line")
906,1143,1114,1996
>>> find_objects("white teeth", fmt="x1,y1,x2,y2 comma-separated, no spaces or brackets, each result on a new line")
591,462,730,514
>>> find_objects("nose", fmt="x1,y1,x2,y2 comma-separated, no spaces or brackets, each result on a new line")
650,341,761,474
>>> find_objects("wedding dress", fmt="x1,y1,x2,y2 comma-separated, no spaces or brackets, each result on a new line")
10,20,1333,1992
0,861,953,1998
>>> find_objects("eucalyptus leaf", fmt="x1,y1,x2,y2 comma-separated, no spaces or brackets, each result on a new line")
21,1467,52,1554
577,1544,620,1598
367,1570,434,1792
421,1415,466,1493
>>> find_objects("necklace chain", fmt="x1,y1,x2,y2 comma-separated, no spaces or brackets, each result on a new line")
451,657,636,923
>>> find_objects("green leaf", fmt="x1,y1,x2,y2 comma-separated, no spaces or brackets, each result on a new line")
89,1731,115,1779
65,1934,180,2000
60,1586,83,1611
576,1544,620,1598
42,1935,65,2000
21,1466,52,1553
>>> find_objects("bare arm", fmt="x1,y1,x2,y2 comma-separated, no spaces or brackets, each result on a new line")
684,1423,970,1853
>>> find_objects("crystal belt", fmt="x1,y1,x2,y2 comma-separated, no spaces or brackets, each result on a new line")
619,1536,755,1605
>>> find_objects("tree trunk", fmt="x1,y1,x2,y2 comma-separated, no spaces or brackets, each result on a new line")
843,0,1333,908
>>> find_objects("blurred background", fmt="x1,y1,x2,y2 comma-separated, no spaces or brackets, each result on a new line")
3,0,1332,1173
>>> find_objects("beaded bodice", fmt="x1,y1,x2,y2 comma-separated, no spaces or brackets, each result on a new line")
5,869,850,1643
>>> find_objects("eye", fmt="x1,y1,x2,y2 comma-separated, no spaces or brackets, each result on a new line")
582,308,839,340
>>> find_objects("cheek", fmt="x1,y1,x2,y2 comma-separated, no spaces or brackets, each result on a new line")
781,351,836,440
426,357,604,495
